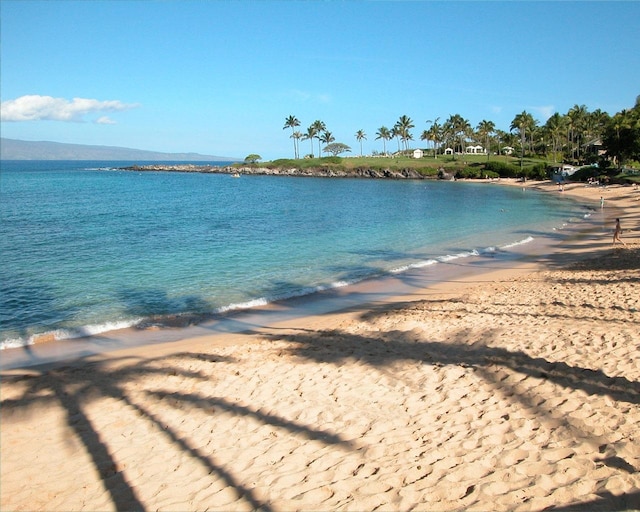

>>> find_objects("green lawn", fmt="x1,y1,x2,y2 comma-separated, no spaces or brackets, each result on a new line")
233,155,640,183
241,153,551,179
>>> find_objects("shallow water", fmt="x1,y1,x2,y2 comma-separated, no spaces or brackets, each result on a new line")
0,160,594,348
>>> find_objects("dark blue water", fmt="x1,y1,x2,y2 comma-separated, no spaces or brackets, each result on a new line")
0,160,590,348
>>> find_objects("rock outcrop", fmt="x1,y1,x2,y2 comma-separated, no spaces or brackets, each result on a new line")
120,164,438,179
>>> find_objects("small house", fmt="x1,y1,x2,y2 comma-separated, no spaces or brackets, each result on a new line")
465,145,485,154
413,149,424,159
583,138,606,157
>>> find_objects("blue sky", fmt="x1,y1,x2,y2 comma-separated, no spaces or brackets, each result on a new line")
1,0,639,160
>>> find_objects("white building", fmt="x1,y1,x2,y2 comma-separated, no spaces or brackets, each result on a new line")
465,145,485,154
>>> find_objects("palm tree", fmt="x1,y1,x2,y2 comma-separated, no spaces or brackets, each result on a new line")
291,131,303,159
423,118,438,157
566,104,588,162
303,125,317,157
476,120,495,160
494,129,508,159
395,115,415,151
458,116,472,154
420,129,430,152
531,124,545,157
585,109,610,143
375,126,391,155
444,114,470,159
311,120,326,159
428,119,443,158
283,115,300,159
355,130,367,156
603,104,640,169
403,131,414,150
544,113,565,163
320,131,335,155
510,110,535,170
391,127,401,153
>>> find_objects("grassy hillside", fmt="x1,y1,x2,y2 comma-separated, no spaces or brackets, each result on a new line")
236,153,639,183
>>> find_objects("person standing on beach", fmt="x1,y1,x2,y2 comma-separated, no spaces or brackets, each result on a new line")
600,196,605,208
613,218,627,246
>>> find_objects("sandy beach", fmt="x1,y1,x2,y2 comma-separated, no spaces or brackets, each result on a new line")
2,180,639,511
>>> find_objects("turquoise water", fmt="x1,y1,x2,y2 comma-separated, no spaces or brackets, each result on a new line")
0,160,591,348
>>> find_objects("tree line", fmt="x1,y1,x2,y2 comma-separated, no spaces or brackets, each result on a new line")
283,95,640,169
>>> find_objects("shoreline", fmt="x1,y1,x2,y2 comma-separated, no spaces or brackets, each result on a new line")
2,180,639,511
0,186,611,371
0,177,609,356
0,180,634,371
0,239,563,371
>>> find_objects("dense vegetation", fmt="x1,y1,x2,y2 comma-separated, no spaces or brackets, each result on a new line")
272,95,640,183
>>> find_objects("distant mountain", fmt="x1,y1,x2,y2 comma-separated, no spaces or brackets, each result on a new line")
0,138,238,162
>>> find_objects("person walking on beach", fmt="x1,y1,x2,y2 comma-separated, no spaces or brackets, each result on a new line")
613,218,627,246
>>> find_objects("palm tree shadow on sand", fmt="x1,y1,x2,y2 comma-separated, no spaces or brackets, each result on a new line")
253,247,640,510
2,350,355,512
2,247,639,511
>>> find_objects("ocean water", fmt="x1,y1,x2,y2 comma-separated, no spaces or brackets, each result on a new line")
0,160,592,349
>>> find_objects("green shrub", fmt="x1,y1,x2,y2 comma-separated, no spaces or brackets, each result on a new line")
524,163,548,180
483,161,521,178
455,167,482,179
570,166,600,182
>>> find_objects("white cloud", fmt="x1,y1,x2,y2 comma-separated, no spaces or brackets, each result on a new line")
95,116,117,125
289,89,311,102
0,95,140,122
530,105,555,121
288,89,331,104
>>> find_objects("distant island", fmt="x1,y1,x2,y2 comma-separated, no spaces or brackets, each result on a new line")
0,138,238,162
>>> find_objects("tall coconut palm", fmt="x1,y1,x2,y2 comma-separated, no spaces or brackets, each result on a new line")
355,129,367,156
403,131,414,150
510,111,535,170
424,118,438,156
395,115,415,151
291,131,303,159
283,115,300,158
444,114,470,159
428,119,443,158
476,120,495,160
566,104,588,161
320,131,335,155
311,120,326,159
420,129,430,152
544,113,565,163
458,117,472,154
391,127,401,153
303,125,317,157
603,104,640,169
585,109,610,143
375,126,391,155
